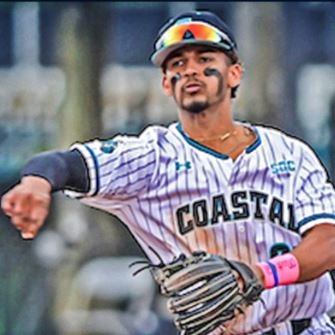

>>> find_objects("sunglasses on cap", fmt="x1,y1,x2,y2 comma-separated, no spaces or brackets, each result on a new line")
155,21,236,53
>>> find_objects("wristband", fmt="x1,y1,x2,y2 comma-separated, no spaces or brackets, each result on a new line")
256,253,300,289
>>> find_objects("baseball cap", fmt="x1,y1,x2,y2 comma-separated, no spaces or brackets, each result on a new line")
150,10,238,67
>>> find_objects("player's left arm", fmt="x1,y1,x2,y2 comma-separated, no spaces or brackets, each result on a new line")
254,141,335,289
291,223,335,282
253,223,335,288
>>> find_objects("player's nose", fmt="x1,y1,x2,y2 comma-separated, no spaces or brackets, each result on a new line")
184,58,201,77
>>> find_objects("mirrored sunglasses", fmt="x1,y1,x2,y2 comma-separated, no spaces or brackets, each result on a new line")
155,21,235,52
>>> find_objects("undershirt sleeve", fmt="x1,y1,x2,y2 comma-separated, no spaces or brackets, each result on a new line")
20,149,89,193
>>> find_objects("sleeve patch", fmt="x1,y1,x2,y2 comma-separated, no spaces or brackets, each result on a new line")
100,140,119,154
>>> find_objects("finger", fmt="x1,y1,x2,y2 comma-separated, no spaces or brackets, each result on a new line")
11,215,29,231
11,193,32,216
10,192,49,223
2,185,51,240
1,192,17,216
1,193,32,222
5,193,49,239
21,231,36,239
18,204,47,238
30,199,50,222
20,221,40,240
11,217,41,240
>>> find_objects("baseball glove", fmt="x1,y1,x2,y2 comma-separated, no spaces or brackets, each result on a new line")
151,251,264,335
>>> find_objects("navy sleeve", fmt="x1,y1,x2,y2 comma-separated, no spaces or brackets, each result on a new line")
21,149,89,193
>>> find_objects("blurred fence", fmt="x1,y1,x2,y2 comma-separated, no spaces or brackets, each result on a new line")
0,64,178,335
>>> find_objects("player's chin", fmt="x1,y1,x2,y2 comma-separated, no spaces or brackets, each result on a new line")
182,99,209,114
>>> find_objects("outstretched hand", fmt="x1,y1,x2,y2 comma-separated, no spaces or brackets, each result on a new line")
1,176,52,239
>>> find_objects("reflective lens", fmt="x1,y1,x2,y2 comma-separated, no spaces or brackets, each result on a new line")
155,21,235,51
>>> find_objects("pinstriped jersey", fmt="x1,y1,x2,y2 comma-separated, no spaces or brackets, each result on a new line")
65,122,335,334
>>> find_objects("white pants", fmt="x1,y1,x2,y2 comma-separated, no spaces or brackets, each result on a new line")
210,313,335,334
254,313,335,335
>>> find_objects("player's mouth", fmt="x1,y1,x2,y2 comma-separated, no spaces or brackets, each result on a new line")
182,81,204,95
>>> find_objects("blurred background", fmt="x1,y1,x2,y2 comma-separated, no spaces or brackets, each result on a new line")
0,2,334,334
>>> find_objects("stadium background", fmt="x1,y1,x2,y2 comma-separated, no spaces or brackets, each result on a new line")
0,2,334,335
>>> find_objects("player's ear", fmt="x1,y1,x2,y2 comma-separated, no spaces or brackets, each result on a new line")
162,72,173,97
227,63,243,90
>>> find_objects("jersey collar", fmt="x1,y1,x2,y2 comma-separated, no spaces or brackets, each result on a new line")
176,122,261,159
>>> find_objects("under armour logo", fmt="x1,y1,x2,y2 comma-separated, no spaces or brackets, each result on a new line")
175,161,192,171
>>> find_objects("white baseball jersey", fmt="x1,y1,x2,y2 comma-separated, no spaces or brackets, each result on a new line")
65,122,335,334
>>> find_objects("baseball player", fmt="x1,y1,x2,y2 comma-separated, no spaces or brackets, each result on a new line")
2,10,335,335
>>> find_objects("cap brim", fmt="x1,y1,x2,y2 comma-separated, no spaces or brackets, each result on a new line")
150,40,233,67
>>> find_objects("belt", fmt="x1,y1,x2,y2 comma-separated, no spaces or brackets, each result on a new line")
262,318,311,335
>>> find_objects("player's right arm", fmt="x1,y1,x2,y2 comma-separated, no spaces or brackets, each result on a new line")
1,149,89,239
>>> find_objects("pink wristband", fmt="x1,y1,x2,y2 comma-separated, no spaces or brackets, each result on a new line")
256,253,300,289
256,262,275,288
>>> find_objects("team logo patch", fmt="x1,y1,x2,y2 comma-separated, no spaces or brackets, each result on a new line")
271,160,295,174
269,242,291,258
101,140,119,154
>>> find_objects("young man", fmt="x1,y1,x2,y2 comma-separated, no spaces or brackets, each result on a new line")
2,10,335,335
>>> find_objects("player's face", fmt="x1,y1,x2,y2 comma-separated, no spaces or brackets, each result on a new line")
162,45,242,114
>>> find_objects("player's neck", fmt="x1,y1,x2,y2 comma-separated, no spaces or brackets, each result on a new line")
179,114,256,160
179,103,235,141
